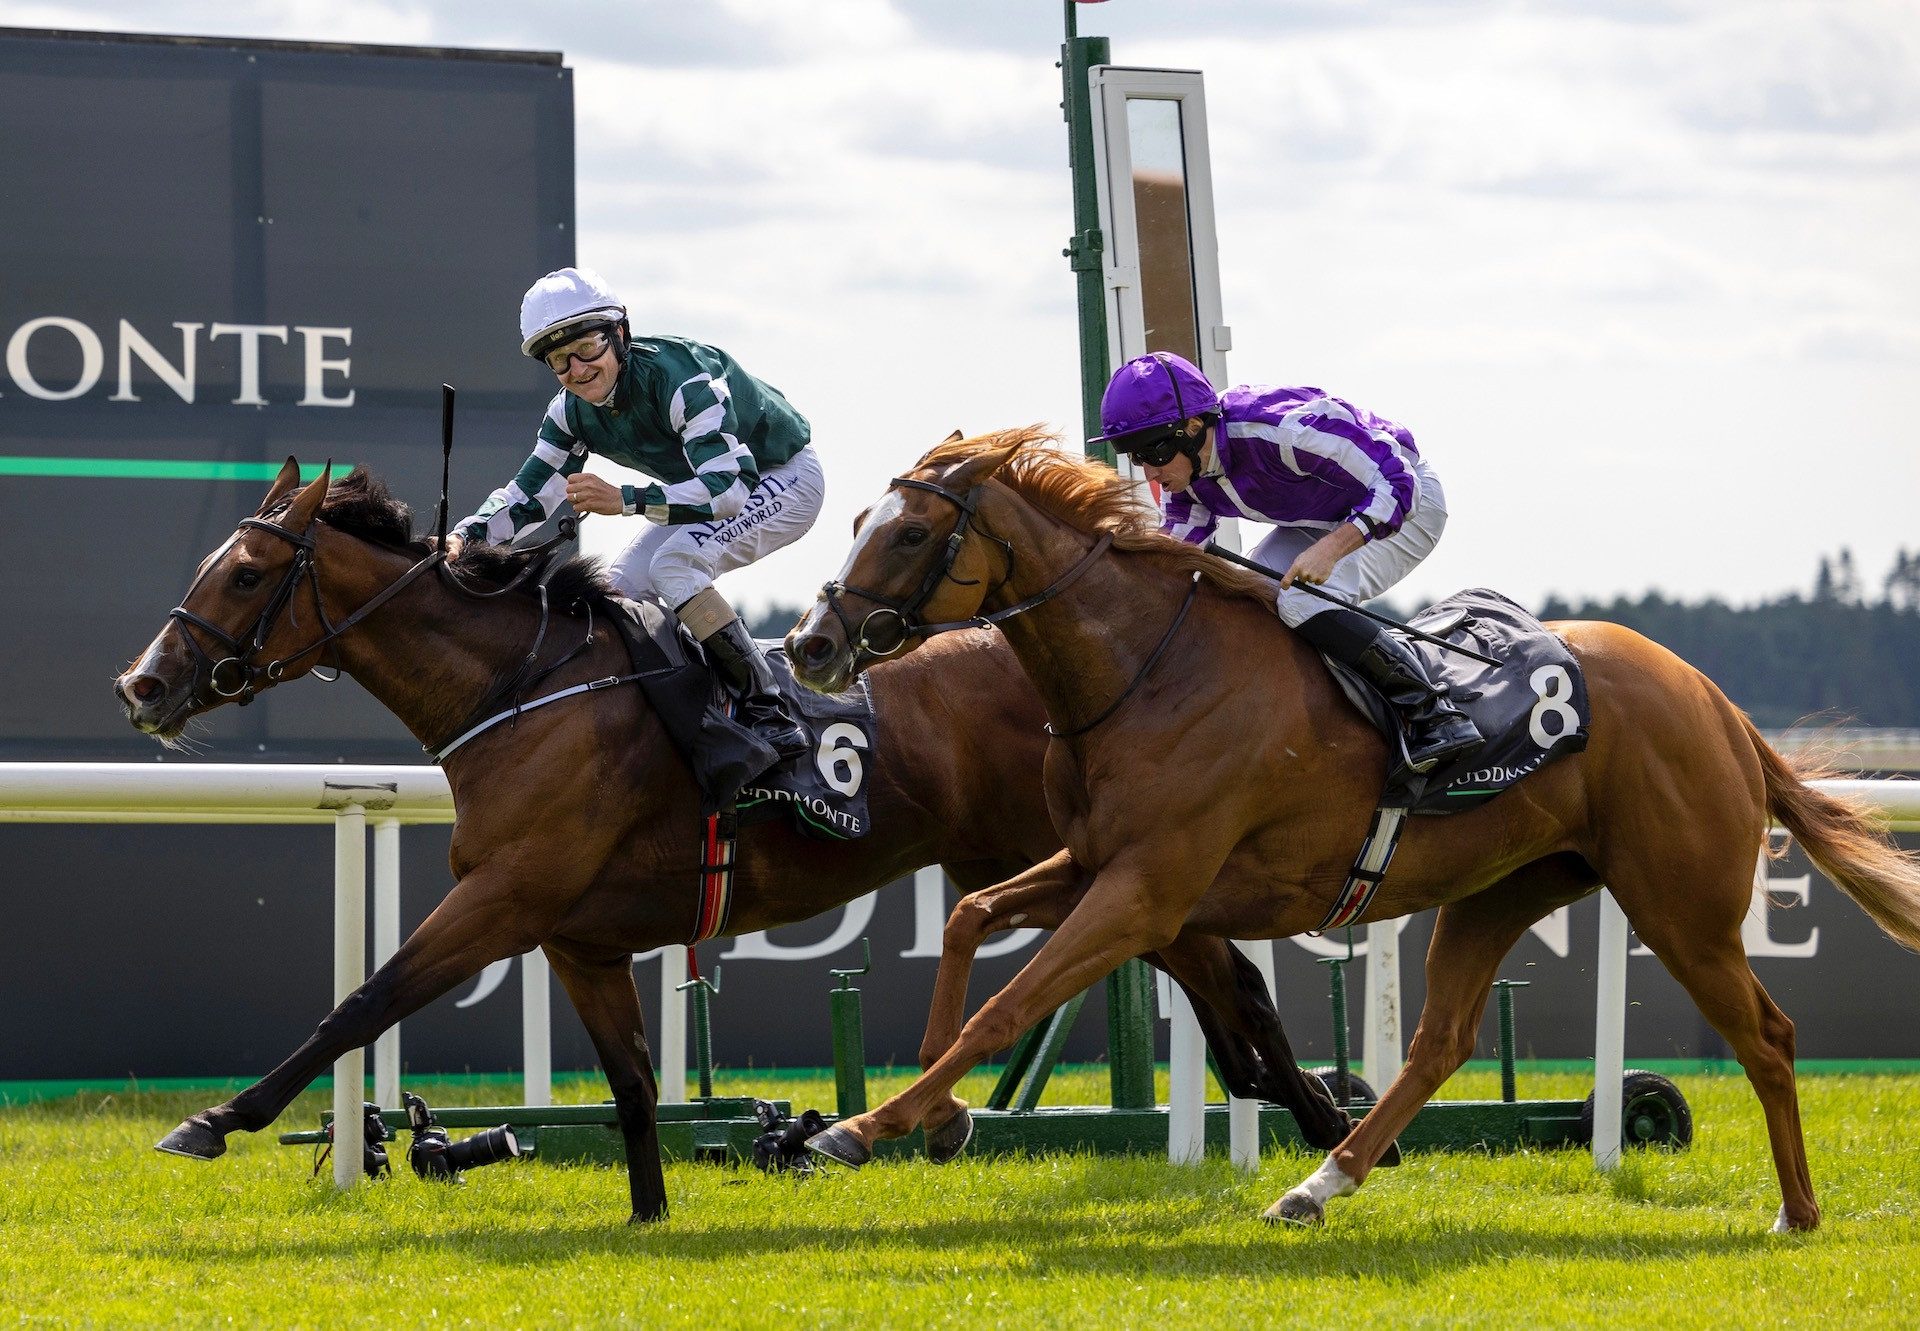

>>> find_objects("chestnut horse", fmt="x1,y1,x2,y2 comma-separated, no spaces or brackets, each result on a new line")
114,460,1355,1223
788,427,1920,1233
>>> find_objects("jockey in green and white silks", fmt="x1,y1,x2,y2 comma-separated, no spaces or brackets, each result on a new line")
451,266,821,761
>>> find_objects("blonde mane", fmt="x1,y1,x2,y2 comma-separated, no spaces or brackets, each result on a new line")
919,426,1280,612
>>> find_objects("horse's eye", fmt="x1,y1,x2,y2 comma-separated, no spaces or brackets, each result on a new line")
232,567,262,591
899,527,929,548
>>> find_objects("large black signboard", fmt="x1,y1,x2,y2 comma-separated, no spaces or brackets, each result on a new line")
0,28,572,760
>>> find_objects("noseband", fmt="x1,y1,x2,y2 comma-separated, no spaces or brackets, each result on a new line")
168,513,444,706
816,476,1112,664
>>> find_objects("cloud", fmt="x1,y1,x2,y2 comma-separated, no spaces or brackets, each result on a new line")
1669,7,1920,138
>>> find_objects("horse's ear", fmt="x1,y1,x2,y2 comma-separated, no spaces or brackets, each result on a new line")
937,430,1032,493
255,457,303,515
281,461,334,533
909,430,969,470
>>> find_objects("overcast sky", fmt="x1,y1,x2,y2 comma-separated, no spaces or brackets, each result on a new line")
10,0,1916,615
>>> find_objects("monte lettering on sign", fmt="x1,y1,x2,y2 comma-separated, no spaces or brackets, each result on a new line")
2,316,353,407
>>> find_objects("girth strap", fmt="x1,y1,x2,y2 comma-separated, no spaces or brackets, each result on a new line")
1313,802,1409,934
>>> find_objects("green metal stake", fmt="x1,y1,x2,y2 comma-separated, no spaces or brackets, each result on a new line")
1318,955,1353,1108
1062,1,1114,463
1106,961,1157,1111
1493,979,1530,1104
829,939,872,1119
675,963,722,1102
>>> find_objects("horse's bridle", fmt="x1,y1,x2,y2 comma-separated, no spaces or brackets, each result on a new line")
168,512,444,706
816,476,1112,665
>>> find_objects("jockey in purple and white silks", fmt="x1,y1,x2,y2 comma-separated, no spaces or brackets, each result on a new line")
1093,352,1481,774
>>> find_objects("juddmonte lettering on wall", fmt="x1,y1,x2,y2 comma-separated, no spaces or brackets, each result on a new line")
2,316,354,406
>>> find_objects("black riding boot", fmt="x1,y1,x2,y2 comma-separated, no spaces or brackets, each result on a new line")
703,618,812,763
1296,608,1482,773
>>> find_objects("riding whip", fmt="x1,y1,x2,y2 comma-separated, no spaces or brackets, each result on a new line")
433,383,455,553
1202,540,1501,667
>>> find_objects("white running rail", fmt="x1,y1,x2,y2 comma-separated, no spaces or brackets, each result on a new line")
1189,779,1920,1171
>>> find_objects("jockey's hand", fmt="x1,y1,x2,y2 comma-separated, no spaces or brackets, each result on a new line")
441,532,464,560
566,472,625,516
1279,524,1366,589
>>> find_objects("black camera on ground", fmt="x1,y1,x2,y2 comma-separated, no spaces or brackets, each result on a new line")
322,1101,391,1178
752,1099,826,1174
402,1091,523,1181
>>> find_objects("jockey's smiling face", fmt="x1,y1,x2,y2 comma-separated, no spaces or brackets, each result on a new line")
546,327,622,404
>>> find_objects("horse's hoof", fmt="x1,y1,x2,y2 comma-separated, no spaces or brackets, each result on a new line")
925,1108,974,1165
1263,1190,1325,1227
628,1207,668,1226
806,1124,873,1169
155,1116,226,1161
1772,1204,1818,1234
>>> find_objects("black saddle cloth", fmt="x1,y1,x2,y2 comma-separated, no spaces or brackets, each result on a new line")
1321,588,1590,815
607,601,874,836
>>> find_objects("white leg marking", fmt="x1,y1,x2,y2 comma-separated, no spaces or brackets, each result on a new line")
1298,1154,1359,1208
1265,1153,1359,1224
1772,1205,1792,1234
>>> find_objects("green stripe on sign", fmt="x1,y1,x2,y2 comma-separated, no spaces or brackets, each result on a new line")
0,457,348,482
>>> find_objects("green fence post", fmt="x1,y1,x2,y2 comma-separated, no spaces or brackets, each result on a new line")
829,939,872,1119
1319,955,1353,1108
1106,961,1157,1110
1062,4,1113,462
1493,979,1529,1104
675,965,721,1102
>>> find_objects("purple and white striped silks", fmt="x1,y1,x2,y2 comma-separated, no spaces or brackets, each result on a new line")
1159,385,1421,546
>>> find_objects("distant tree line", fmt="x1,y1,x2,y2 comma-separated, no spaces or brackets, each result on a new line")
1540,548,1920,728
748,547,1920,729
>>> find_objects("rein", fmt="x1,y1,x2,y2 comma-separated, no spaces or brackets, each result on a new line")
1046,570,1201,739
169,505,608,756
817,472,1203,740
168,515,445,706
815,476,1112,665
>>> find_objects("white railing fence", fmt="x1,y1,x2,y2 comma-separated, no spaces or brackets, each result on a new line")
4,763,1916,1188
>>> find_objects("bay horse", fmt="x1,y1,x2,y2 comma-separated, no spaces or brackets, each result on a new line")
787,426,1920,1232
113,459,1356,1223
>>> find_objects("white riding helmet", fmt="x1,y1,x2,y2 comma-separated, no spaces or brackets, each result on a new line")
519,266,627,359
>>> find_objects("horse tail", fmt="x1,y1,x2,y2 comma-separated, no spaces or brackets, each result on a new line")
1743,714,1920,952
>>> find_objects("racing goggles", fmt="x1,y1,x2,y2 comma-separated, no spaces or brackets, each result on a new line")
1118,426,1189,469
542,328,615,374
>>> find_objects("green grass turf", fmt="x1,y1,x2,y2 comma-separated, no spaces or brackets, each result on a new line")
3,1069,1916,1328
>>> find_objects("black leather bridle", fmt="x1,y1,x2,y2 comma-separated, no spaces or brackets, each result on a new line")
168,511,445,706
816,476,1112,666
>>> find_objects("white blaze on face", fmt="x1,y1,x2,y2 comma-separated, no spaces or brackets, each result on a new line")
129,528,245,683
838,491,906,581
794,491,908,650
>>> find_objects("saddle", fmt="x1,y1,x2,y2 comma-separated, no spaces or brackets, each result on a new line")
1319,588,1590,814
606,599,874,838
1311,589,1591,933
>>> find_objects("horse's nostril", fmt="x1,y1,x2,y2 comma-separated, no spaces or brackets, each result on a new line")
128,674,163,703
799,634,835,668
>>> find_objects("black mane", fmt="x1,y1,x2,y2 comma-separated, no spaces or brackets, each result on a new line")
303,468,617,615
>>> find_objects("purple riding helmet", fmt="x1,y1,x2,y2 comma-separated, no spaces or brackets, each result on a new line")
1090,352,1221,467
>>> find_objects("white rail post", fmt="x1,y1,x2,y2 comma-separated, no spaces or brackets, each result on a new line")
1593,889,1630,1170
372,818,402,1111
331,804,367,1191
658,945,688,1103
522,949,552,1107
1168,986,1207,1164
1363,919,1403,1086
1228,938,1277,1171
